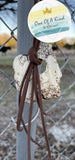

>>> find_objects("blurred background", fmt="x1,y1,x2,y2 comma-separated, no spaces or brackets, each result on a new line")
0,0,75,160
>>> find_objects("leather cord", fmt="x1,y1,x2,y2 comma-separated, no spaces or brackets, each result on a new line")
17,0,51,160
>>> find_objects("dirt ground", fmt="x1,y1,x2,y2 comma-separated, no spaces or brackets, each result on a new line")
0,49,75,160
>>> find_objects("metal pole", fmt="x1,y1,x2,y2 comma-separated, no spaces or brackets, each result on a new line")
16,0,39,159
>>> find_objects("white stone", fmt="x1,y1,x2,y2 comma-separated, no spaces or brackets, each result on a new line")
13,43,62,103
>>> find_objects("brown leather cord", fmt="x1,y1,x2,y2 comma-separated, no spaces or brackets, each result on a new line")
17,62,41,147
28,69,34,160
17,37,51,159
17,0,51,159
34,66,51,158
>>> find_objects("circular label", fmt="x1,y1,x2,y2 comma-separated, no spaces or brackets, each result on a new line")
28,0,71,43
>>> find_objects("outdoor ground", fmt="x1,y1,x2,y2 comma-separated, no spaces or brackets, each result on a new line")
0,48,75,160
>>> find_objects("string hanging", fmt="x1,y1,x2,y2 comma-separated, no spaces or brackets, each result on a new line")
17,0,51,160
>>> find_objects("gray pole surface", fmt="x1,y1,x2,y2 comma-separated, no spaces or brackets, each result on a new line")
17,0,39,159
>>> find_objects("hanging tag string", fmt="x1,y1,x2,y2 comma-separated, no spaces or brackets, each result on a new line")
17,0,51,159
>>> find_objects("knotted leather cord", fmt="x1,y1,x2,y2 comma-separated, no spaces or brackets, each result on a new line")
17,0,51,159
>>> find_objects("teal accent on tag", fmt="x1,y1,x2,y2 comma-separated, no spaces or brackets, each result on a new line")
34,27,69,37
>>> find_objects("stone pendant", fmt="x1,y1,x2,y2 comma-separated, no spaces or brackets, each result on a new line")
13,43,62,103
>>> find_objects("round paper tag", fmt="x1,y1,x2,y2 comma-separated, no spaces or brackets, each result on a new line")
28,0,71,43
